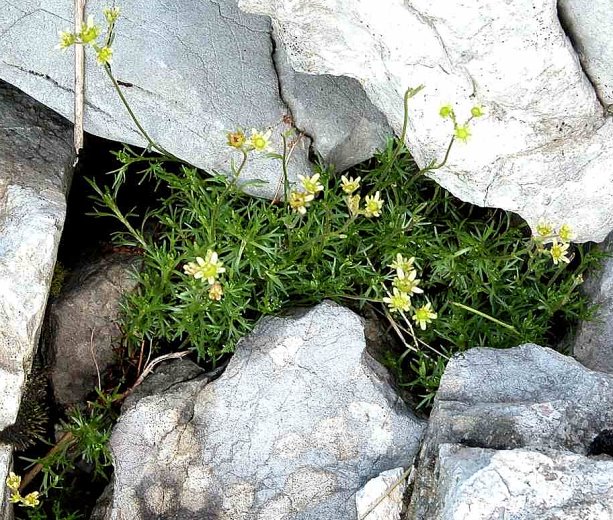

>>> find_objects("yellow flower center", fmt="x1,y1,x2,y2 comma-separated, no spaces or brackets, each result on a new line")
252,136,266,150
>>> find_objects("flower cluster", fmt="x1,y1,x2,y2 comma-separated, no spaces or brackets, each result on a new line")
227,129,273,154
534,222,574,265
534,221,574,265
288,174,323,215
383,254,437,330
5,472,40,508
183,249,226,300
439,104,484,143
57,8,120,66
340,175,384,218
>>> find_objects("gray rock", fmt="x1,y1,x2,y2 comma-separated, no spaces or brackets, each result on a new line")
274,43,391,172
0,81,73,511
0,0,390,198
572,233,613,374
408,344,613,518
435,444,613,519
47,254,140,407
91,360,204,520
106,301,425,519
90,482,113,520
0,0,309,199
355,467,407,520
239,0,613,242
559,0,613,105
122,358,205,411
0,449,12,520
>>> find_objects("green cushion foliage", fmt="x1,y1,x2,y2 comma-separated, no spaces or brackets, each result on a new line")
89,136,602,409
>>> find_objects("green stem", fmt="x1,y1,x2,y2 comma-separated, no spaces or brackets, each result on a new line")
282,133,290,203
210,149,249,244
382,85,425,178
450,301,520,335
103,65,173,158
291,216,356,259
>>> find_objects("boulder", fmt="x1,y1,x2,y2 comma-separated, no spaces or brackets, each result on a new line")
274,45,391,171
434,444,613,519
47,254,140,407
0,0,390,198
104,301,425,519
239,0,613,242
408,344,613,518
0,449,12,520
572,233,613,373
355,467,407,520
559,0,613,105
0,81,73,511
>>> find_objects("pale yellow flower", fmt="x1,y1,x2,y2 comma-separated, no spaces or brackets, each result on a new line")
454,124,471,142
363,191,384,218
412,303,437,330
21,492,40,508
208,282,223,301
346,194,361,217
536,221,554,238
383,288,411,313
298,173,324,195
227,130,246,149
183,250,226,284
248,129,273,153
439,105,454,119
57,30,76,50
96,46,113,65
103,6,121,24
389,253,415,277
79,15,100,44
340,175,361,195
5,472,20,492
550,239,570,265
393,269,423,295
9,492,21,504
289,190,314,215
558,224,574,242
471,106,484,118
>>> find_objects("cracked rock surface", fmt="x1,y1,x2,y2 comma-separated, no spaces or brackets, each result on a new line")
407,344,613,519
103,301,425,519
559,0,613,105
434,445,613,519
0,0,390,198
240,0,613,242
355,467,407,520
572,233,613,374
47,253,141,407
0,80,73,512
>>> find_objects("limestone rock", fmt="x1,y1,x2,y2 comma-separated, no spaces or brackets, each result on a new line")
0,80,73,511
0,0,308,198
355,467,407,520
559,0,613,105
47,254,140,407
408,343,613,518
435,444,613,519
274,44,391,172
572,233,613,374
239,0,613,242
105,301,425,519
0,0,390,198
0,449,12,520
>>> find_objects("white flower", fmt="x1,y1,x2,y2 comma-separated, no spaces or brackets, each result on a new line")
363,191,384,218
383,288,411,313
248,129,273,153
183,250,226,284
